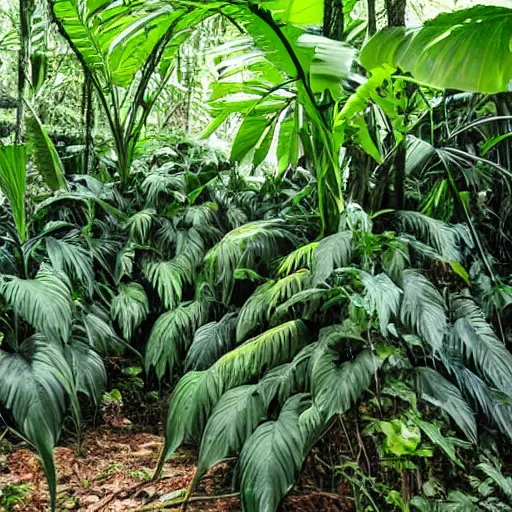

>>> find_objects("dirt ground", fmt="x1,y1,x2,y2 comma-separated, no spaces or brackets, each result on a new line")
0,427,345,511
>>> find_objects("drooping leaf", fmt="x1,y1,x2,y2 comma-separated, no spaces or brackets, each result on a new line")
26,113,67,191
111,282,149,341
0,145,27,242
145,300,208,381
0,337,71,511
0,269,73,342
451,296,512,397
185,312,238,371
239,394,311,512
400,271,447,354
195,385,266,484
415,367,477,443
312,347,382,419
312,231,353,285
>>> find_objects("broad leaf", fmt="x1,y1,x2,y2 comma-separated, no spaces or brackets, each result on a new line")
361,6,512,94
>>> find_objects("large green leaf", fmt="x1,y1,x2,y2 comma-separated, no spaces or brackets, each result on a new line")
312,231,353,285
239,394,311,512
361,6,512,94
111,282,149,341
0,338,71,511
159,320,308,465
312,346,381,420
400,271,447,354
194,385,266,484
0,269,73,342
0,145,27,243
415,367,477,443
145,300,208,381
26,113,67,191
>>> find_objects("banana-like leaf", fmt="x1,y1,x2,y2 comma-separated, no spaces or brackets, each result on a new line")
360,6,512,94
145,300,208,381
0,269,73,342
0,337,71,511
400,270,447,354
0,145,27,242
239,394,311,512
26,113,67,191
194,385,266,484
415,367,477,443
185,312,238,371
111,282,149,341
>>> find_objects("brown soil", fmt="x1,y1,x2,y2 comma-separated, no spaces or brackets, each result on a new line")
0,428,345,511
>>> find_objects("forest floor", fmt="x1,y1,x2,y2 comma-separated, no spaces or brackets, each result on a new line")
0,427,347,511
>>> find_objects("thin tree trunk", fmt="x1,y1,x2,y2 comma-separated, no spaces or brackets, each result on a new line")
386,0,406,27
82,71,94,173
367,0,377,37
323,0,344,41
16,0,32,143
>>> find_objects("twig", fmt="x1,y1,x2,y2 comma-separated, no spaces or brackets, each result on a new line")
137,492,240,511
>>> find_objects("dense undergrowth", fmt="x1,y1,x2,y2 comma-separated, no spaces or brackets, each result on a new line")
1,1,512,511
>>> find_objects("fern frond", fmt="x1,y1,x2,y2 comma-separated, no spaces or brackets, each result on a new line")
277,242,319,276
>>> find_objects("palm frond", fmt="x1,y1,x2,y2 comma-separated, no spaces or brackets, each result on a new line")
111,283,149,341
142,171,186,208
204,220,297,303
125,209,156,244
160,320,308,463
277,242,319,276
0,337,70,510
360,272,402,336
81,305,124,354
400,270,447,354
312,346,381,420
194,385,266,486
142,255,194,310
398,211,470,263
237,270,311,341
239,394,311,512
0,269,73,342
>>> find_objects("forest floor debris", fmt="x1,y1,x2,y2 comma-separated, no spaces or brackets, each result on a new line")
0,428,345,511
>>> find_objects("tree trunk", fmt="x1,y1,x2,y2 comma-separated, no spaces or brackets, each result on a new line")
82,71,94,173
367,0,377,37
386,0,406,27
16,0,33,143
323,0,344,40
